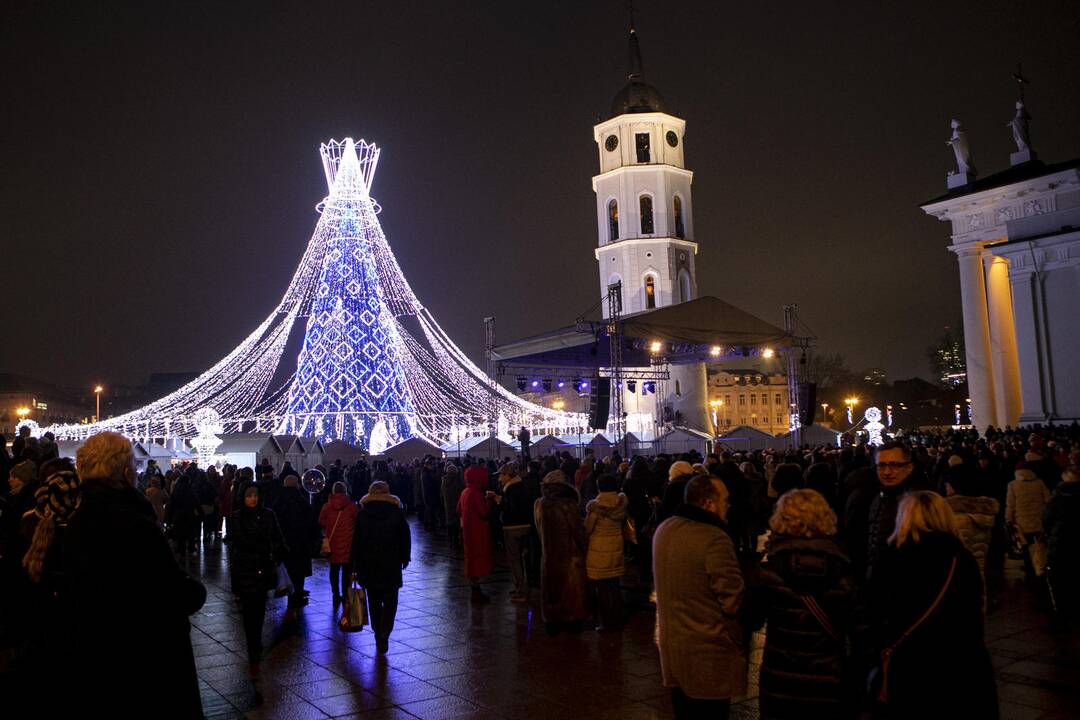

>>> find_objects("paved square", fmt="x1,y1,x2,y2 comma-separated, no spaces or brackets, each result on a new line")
190,517,1079,719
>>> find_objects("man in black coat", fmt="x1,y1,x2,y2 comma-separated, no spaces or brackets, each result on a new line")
63,432,206,718
352,482,410,654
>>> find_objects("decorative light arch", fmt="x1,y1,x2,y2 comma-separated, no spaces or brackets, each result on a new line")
43,138,587,450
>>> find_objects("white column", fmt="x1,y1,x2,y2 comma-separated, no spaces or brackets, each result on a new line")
1009,269,1051,423
952,245,997,429
985,256,1023,426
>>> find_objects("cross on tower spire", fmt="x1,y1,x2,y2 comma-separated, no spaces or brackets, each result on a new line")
1013,62,1029,103
627,1,644,80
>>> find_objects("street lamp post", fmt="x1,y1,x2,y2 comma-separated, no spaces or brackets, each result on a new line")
94,385,103,423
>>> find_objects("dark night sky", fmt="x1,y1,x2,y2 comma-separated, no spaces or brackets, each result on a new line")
4,1,1079,390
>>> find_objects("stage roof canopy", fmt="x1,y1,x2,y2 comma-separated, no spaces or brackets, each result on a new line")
491,296,790,370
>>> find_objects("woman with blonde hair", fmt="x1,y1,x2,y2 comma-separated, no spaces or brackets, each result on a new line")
867,491,997,718
746,489,855,719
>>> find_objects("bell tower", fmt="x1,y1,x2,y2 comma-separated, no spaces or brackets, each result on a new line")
593,19,698,319
593,18,710,435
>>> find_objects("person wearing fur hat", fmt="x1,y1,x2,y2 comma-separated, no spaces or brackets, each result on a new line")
535,470,589,634
657,460,696,525
352,480,411,653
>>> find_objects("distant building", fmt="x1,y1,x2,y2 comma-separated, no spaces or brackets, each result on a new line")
0,374,87,436
863,368,888,386
708,368,790,435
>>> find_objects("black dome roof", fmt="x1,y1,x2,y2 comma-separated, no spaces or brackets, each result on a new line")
611,79,666,117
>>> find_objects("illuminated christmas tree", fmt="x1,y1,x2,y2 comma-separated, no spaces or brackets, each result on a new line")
44,138,585,451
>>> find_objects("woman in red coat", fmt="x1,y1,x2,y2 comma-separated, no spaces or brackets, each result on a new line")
458,466,495,602
318,481,358,603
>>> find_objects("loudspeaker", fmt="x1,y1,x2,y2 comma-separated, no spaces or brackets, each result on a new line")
797,382,817,426
588,377,611,430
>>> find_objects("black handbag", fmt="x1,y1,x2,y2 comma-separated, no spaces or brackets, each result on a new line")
867,557,956,704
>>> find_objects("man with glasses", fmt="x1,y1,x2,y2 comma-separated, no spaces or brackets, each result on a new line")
844,441,928,583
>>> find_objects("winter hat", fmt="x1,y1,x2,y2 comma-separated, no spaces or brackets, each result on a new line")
948,455,964,467
1024,452,1043,463
283,474,300,488
669,461,694,481
542,470,568,485
445,464,459,475
32,470,81,522
368,480,391,495
498,463,519,478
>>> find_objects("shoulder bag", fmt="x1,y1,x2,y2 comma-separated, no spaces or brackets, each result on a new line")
867,556,957,704
321,509,342,557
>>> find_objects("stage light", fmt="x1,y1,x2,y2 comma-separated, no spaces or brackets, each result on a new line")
650,341,662,353
517,377,527,391
762,348,775,359
557,379,566,389
710,346,721,357
530,379,540,389
643,381,655,395
542,378,552,392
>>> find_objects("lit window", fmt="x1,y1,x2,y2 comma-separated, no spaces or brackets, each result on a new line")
738,395,746,406
645,276,656,309
775,393,782,405
636,132,651,163
607,199,619,242
750,395,757,406
673,196,684,238
640,195,654,234
761,393,768,405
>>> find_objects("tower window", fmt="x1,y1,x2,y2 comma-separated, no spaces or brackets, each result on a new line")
644,275,656,309
635,133,651,163
673,196,684,238
678,269,691,303
639,195,654,234
607,199,619,242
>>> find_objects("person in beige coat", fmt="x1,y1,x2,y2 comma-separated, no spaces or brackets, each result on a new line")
653,473,745,720
584,474,628,630
1007,464,1051,576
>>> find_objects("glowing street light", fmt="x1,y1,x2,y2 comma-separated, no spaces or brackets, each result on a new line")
762,347,775,359
650,341,663,354
710,345,722,357
16,407,30,418
709,399,723,428
94,385,104,423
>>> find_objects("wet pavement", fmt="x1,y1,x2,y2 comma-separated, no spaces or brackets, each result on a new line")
188,517,1079,719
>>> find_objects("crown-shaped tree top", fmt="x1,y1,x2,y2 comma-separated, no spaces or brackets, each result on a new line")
320,137,380,195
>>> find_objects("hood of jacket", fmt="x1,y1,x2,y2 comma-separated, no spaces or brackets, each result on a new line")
541,480,579,502
464,466,488,491
360,491,402,507
765,534,851,590
587,491,628,518
328,493,352,511
945,494,999,518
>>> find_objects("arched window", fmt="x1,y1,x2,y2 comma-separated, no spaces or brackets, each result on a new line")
678,269,692,303
644,275,656,309
640,195,654,234
673,196,685,238
607,199,619,242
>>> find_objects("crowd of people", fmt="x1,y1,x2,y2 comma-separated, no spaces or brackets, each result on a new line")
1,421,1077,718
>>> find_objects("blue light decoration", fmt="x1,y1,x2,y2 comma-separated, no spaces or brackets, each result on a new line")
40,137,589,452
286,139,414,448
